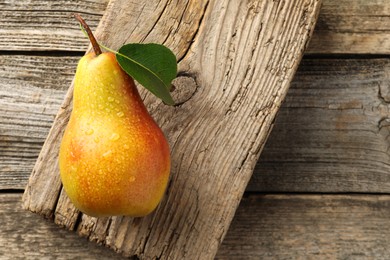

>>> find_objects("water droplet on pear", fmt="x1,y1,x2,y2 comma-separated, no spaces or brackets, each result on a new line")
102,150,112,158
110,132,120,141
85,128,94,135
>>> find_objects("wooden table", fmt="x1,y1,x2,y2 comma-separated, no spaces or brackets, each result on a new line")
2,0,390,258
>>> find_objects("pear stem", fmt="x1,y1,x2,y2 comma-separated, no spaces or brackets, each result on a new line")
74,13,102,56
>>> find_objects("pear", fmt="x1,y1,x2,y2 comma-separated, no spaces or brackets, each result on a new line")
59,15,170,217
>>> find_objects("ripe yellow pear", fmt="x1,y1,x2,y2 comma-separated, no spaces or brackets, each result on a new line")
59,51,170,217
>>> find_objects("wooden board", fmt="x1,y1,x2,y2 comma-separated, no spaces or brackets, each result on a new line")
3,56,390,194
218,193,390,259
2,0,390,54
0,55,71,189
0,193,123,259
306,0,390,54
4,193,390,259
1,0,390,258
248,58,390,192
22,0,322,258
0,0,108,51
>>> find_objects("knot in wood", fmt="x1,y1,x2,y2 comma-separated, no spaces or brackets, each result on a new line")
171,75,198,106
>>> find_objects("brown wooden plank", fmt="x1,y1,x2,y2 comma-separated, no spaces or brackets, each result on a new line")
0,193,125,259
0,55,73,189
0,0,108,51
217,193,390,259
307,0,390,54
3,193,390,259
22,0,322,259
2,56,389,193
247,58,390,193
1,0,390,54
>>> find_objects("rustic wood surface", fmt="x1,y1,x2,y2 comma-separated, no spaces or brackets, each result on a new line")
248,58,390,192
218,193,390,259
4,193,390,259
1,0,390,54
0,0,108,51
22,0,321,259
1,194,123,259
0,55,72,189
3,57,390,192
307,0,390,54
2,0,390,259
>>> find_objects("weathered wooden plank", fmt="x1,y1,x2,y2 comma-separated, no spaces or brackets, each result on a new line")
1,0,390,54
2,56,389,193
0,0,108,51
4,193,390,259
0,55,72,189
0,193,125,259
306,0,390,54
217,193,390,259
0,54,77,91
247,58,390,193
22,0,321,259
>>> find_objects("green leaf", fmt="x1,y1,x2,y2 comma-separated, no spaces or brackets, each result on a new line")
116,43,177,105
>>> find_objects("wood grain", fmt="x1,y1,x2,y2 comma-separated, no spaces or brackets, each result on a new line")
217,193,390,259
0,0,108,51
0,55,73,189
2,56,389,193
0,193,125,259
1,0,390,259
22,0,322,259
4,193,390,259
247,58,390,193
1,0,390,54
306,0,390,54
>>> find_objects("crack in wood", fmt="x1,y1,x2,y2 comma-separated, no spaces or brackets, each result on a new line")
177,0,209,63
378,82,390,104
141,1,170,43
378,117,390,130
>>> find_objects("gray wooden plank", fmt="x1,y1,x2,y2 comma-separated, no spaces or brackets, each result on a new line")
307,0,390,54
247,58,390,193
0,55,72,189
0,193,125,259
218,193,390,259
0,0,108,51
21,0,322,258
3,193,390,259
1,0,390,54
1,57,390,193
